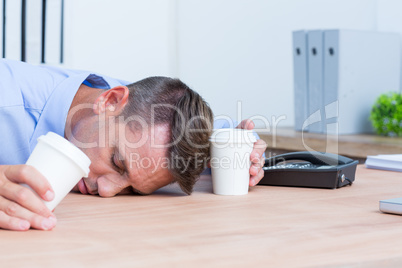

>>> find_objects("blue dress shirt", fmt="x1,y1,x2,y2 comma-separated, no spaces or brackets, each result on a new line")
0,59,127,164
0,59,260,165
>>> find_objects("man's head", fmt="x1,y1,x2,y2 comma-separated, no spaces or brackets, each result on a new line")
68,77,213,196
123,77,214,194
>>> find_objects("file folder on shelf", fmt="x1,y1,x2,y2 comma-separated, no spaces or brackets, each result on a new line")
292,30,309,131
307,30,324,133
323,30,400,135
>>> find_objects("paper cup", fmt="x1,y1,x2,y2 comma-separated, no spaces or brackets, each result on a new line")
25,132,91,211
209,129,257,195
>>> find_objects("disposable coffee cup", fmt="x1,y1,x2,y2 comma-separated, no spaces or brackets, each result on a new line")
209,129,257,195
25,132,91,211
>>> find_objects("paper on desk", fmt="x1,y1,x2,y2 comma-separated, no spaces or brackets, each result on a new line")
365,154,402,172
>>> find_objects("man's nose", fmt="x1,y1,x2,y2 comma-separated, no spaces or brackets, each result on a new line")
97,176,127,197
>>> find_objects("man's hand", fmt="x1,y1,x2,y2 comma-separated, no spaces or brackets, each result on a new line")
0,165,57,231
236,119,267,186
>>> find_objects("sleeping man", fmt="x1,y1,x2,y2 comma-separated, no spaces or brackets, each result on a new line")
0,59,267,231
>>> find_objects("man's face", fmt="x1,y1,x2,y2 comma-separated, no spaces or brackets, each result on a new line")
70,119,173,197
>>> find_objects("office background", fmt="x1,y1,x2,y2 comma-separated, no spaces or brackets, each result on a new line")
2,0,402,129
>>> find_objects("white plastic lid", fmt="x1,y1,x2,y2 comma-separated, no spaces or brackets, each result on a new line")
37,132,91,176
209,129,257,144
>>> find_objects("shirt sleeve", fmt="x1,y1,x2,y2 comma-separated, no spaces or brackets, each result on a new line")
0,59,53,164
213,118,261,142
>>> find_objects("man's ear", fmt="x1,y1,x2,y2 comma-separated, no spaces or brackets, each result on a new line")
93,86,129,115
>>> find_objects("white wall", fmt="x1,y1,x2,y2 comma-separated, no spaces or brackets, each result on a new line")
377,0,402,91
64,0,175,81
63,0,402,128
176,0,378,128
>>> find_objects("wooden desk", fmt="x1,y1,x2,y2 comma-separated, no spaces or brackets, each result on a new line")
2,166,402,267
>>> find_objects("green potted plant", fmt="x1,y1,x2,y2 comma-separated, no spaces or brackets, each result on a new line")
370,92,402,137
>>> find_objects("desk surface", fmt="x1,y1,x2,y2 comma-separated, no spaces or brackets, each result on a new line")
2,166,402,267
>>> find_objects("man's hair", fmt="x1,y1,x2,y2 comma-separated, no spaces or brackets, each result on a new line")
124,77,213,194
